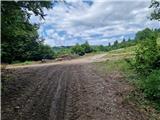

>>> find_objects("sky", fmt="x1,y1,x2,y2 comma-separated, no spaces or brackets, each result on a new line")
30,0,160,46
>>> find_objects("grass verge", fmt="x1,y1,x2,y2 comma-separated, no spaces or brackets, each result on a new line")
94,49,160,119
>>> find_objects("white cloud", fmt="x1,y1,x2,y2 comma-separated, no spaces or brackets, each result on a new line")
30,0,160,46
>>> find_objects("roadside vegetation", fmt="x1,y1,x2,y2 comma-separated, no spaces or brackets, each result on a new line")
131,28,160,111
95,27,160,118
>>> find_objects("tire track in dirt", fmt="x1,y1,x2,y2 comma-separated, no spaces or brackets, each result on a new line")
19,66,64,120
2,65,67,120
64,65,84,120
2,63,150,120
49,65,70,120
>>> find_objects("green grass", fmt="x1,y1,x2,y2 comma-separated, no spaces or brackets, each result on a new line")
12,61,35,66
95,59,130,74
103,46,136,61
94,58,137,87
108,46,136,54
102,38,159,61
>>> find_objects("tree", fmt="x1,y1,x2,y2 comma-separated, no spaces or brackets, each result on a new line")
149,0,160,21
113,40,118,49
71,44,85,56
133,29,160,101
122,38,126,43
128,38,131,41
1,1,52,63
32,44,55,60
135,28,156,41
81,41,93,53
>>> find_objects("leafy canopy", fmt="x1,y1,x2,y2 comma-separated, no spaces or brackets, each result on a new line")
1,1,53,63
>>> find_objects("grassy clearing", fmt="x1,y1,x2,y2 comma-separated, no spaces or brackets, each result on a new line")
108,45,136,54
103,46,136,60
94,46,137,78
103,37,159,60
94,59,133,77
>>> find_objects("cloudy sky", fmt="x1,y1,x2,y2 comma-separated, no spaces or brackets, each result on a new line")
31,0,159,46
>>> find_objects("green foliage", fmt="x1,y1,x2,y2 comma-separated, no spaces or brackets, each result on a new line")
32,44,55,60
54,39,136,57
81,41,93,53
139,70,160,100
20,61,33,65
92,45,107,52
71,42,93,56
109,38,136,51
129,28,160,107
133,29,160,75
113,40,119,48
55,47,72,58
135,28,157,41
1,1,52,63
71,44,85,56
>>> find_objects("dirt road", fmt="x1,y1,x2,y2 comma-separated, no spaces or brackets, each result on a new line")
2,54,149,120
6,53,107,69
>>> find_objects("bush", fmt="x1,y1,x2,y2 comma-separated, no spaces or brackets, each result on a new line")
127,28,160,111
81,41,93,53
134,36,160,75
139,70,160,100
71,44,85,56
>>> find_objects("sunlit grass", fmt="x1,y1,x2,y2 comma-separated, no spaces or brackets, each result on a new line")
103,46,136,60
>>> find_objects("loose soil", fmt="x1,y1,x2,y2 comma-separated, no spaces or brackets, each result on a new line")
2,54,151,120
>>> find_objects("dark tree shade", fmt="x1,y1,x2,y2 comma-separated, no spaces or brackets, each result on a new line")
1,1,53,63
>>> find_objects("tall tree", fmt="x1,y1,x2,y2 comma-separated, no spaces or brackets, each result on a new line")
122,38,126,43
108,42,111,47
113,40,118,48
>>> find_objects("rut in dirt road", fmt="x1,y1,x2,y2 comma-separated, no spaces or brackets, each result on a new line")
2,63,149,120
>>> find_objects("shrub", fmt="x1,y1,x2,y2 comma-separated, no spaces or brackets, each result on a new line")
134,37,160,75
139,70,160,100
71,44,85,56
81,41,93,53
